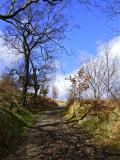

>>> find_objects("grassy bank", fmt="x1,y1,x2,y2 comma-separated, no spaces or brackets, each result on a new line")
0,75,64,158
0,92,60,159
65,100,120,149
0,106,35,158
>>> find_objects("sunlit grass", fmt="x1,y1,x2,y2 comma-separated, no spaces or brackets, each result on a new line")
65,100,120,149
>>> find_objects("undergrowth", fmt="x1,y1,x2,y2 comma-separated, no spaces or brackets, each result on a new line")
0,107,31,156
65,100,120,149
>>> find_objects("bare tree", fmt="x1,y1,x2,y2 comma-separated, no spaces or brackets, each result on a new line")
4,4,67,106
101,43,120,104
29,54,56,98
102,43,118,97
52,85,58,99
83,57,106,99
39,76,50,97
0,0,67,21
98,0,120,18
83,43,118,99
29,59,39,98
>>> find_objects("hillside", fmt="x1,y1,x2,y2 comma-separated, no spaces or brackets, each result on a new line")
3,100,120,160
65,99,120,149
1,73,120,159
0,81,60,159
1,81,120,160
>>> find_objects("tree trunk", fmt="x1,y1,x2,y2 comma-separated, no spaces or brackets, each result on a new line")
34,89,38,98
30,59,39,99
94,89,97,100
33,67,39,99
34,80,39,99
22,54,29,106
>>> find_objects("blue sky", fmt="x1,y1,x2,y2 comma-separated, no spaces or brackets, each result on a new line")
0,3,120,99
0,4,119,74
58,4,120,74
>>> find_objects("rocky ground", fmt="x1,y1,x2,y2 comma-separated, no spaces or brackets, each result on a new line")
4,107,120,160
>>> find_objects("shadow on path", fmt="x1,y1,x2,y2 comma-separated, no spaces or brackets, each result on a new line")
5,107,120,160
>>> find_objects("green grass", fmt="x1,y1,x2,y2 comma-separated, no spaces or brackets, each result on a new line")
0,85,64,158
65,100,120,149
55,100,67,107
0,108,27,147
0,106,36,158
65,100,92,120
12,106,35,124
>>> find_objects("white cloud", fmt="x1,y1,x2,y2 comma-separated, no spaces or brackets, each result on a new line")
50,68,80,100
1,26,120,100
108,37,120,59
0,32,21,72
54,36,120,100
78,50,95,63
50,73,71,100
98,36,120,59
54,60,61,69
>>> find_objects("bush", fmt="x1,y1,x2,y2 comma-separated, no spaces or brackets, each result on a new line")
0,75,18,110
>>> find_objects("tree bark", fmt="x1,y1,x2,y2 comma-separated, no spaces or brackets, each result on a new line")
22,54,30,106
30,59,39,99
33,68,39,99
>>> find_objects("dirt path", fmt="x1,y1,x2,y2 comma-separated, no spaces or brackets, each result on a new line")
5,107,120,160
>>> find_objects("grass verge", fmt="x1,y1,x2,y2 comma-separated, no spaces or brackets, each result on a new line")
65,100,120,149
0,106,35,159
